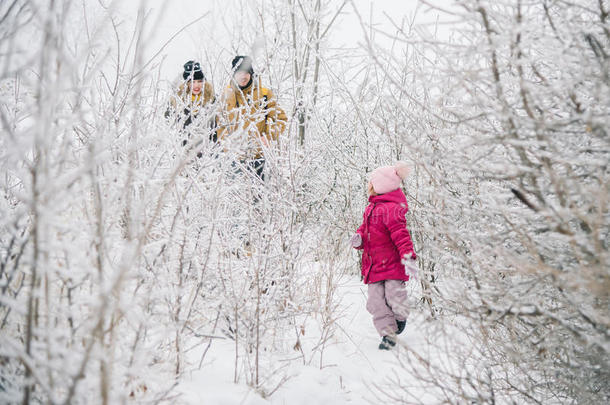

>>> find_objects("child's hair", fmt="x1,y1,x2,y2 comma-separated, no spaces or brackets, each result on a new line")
369,162,410,194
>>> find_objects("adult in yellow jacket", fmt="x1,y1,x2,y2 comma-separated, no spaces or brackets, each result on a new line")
217,55,287,180
166,61,216,150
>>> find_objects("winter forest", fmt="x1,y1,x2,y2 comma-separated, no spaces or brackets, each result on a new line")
0,0,608,404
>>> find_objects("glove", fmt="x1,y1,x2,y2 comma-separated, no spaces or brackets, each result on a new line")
402,255,418,280
350,233,362,248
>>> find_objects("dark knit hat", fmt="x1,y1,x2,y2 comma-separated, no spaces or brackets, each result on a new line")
231,55,254,75
183,60,204,80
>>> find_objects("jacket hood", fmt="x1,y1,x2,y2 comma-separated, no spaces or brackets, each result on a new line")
368,188,407,205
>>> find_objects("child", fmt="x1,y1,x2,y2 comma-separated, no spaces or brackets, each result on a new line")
351,162,418,350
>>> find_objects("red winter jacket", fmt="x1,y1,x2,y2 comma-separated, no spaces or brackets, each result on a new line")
355,188,416,284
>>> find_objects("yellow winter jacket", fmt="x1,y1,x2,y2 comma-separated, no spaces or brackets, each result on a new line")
217,79,287,158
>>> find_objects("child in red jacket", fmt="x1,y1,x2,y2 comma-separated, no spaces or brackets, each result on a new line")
351,162,418,350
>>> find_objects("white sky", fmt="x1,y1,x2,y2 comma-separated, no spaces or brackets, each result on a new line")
111,0,443,82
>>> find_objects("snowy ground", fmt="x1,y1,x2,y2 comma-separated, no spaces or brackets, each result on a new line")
175,275,433,404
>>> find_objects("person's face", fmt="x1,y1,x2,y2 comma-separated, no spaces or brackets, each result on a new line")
190,79,203,95
234,70,251,87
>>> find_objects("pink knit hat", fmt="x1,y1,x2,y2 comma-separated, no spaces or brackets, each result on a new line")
369,162,411,194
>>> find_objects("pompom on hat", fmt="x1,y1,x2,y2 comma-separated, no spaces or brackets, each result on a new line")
369,162,411,194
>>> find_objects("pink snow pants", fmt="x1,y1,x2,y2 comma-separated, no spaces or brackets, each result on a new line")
366,280,409,336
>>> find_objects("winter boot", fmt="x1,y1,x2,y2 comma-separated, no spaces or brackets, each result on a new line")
396,320,406,335
378,334,397,350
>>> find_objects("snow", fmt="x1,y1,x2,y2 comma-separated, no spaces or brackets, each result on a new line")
173,276,431,404
1,1,607,403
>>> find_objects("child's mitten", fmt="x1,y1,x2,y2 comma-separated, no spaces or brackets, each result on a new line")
350,233,362,248
402,256,418,280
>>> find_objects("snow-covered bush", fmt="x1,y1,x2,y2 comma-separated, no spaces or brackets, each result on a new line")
363,0,609,402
